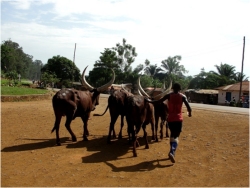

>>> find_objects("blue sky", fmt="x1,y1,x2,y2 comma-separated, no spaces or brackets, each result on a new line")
1,0,250,78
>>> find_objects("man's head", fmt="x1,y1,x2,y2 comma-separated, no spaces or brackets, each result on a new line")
172,83,181,93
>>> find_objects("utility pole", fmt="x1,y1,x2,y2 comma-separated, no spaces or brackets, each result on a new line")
72,43,76,88
238,36,245,103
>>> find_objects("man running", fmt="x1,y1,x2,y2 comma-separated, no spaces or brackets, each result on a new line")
161,83,192,163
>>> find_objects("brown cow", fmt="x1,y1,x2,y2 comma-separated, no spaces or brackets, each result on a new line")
137,77,172,142
93,84,133,144
125,94,155,157
51,66,115,146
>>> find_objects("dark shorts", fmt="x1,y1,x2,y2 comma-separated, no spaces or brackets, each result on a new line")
168,121,182,138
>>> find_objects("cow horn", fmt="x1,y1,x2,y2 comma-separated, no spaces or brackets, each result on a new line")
96,68,115,92
153,80,172,100
82,66,94,90
137,76,150,98
147,88,156,96
137,89,143,96
121,83,132,91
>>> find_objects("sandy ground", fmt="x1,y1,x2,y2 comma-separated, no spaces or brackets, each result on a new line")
1,96,249,187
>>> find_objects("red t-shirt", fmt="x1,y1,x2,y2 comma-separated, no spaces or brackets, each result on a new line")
167,92,185,122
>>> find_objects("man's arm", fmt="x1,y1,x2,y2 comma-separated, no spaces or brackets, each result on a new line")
182,95,192,117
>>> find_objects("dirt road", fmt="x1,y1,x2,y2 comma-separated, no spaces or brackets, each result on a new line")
1,97,249,187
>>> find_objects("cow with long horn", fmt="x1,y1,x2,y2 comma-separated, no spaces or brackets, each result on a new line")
124,77,173,157
137,76,172,141
51,66,115,146
93,83,134,144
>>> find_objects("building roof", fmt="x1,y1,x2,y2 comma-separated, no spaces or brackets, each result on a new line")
185,89,218,94
215,81,249,92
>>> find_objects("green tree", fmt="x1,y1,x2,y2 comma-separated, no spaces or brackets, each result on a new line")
41,55,81,86
89,42,139,85
88,48,120,86
40,72,59,87
144,64,161,78
1,39,42,79
5,70,18,85
209,63,237,86
160,55,187,79
112,38,137,72
234,72,249,82
210,63,236,79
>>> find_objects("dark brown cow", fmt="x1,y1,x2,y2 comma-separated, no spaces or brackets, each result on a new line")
51,66,115,146
93,84,133,144
125,94,155,157
138,77,172,141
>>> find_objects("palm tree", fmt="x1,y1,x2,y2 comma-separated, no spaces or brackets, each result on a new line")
234,72,249,82
210,63,236,79
144,64,161,77
160,55,187,81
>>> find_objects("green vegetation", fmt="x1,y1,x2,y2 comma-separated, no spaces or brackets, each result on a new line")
1,38,248,91
1,86,49,95
1,79,49,95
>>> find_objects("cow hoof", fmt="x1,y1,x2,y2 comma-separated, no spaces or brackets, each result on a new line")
56,142,61,146
136,143,140,147
133,153,137,157
145,145,149,149
83,137,88,141
72,137,77,142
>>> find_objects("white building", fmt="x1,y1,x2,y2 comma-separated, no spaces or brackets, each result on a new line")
215,81,249,104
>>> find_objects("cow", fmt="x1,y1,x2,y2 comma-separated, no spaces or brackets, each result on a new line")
51,66,115,146
125,94,155,157
93,84,134,144
123,77,173,157
137,77,172,142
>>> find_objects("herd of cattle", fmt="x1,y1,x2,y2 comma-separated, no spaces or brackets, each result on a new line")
52,66,173,157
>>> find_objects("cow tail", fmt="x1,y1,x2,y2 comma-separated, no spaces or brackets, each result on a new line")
93,104,109,116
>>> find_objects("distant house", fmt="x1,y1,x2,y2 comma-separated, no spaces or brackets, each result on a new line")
185,89,218,104
144,87,165,97
107,84,132,94
215,81,249,104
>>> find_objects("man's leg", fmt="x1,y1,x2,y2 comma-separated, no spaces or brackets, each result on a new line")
168,122,182,163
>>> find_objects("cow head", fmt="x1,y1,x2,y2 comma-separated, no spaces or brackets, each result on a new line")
137,76,172,100
82,66,115,110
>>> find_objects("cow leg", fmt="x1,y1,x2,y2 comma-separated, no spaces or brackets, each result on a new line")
166,121,169,138
151,119,155,141
154,116,159,142
107,113,119,144
65,115,77,142
160,119,165,140
81,115,89,141
142,123,149,149
118,115,124,139
53,114,62,146
132,130,138,157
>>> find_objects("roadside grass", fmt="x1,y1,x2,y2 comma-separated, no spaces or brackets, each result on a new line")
1,78,49,95
1,86,49,95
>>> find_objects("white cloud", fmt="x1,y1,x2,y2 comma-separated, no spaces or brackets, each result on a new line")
9,0,32,9
1,0,250,77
